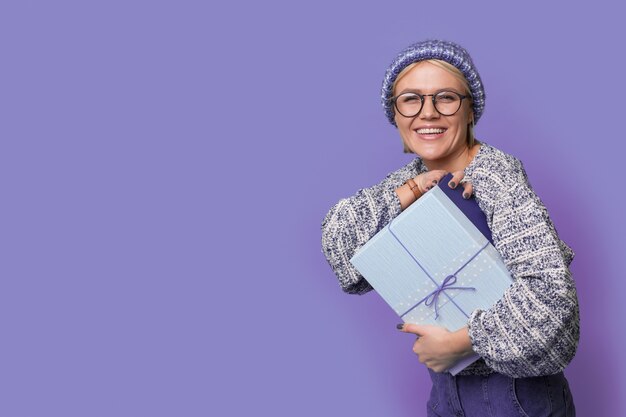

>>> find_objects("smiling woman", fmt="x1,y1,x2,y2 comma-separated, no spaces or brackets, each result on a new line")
321,39,579,417
392,60,476,172
393,59,477,153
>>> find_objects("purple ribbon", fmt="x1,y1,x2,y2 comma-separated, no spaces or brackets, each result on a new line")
421,273,474,319
387,218,488,320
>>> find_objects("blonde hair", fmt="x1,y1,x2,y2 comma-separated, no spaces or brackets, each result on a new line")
392,59,476,153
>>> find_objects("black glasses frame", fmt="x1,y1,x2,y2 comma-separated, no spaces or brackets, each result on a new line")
390,91,469,118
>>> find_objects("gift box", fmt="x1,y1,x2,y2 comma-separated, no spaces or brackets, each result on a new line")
350,178,513,374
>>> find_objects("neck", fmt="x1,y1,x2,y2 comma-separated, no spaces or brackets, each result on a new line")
423,141,481,172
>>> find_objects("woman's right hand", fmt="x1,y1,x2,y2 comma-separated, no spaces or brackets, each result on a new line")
398,170,449,210
418,169,474,197
398,169,473,211
414,169,449,193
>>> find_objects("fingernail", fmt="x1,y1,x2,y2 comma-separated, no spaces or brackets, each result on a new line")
432,180,438,184
449,181,456,188
463,193,469,199
396,323,404,330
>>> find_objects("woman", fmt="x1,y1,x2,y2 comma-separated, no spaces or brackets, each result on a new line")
321,40,579,416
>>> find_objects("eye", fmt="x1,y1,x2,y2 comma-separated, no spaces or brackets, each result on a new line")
399,94,421,103
436,92,459,103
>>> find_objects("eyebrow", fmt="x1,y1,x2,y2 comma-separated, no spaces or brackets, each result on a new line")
397,87,461,95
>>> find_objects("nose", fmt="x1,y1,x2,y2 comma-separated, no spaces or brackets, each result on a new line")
419,96,440,119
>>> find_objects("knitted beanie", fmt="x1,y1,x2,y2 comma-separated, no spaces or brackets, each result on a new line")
381,39,485,127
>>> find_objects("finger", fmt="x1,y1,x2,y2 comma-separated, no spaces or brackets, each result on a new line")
462,182,474,200
430,363,447,373
413,346,426,362
422,170,449,191
433,170,449,184
447,170,466,189
398,323,429,336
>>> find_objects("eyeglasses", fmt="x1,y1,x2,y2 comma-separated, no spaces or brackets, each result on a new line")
391,91,469,118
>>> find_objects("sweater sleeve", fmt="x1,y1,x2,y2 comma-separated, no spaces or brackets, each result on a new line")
467,159,580,377
320,161,416,294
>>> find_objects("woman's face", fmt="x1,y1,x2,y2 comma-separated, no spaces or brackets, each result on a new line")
393,61,474,170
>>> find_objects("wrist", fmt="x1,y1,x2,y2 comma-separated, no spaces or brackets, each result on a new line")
405,177,422,201
449,327,474,358
396,180,421,211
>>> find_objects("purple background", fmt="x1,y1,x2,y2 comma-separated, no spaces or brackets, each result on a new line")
1,1,624,416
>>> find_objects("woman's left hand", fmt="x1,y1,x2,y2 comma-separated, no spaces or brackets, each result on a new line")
398,324,475,373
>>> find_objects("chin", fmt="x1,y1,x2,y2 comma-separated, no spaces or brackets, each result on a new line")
409,143,446,159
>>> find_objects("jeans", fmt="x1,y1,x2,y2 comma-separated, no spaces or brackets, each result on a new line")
427,369,575,417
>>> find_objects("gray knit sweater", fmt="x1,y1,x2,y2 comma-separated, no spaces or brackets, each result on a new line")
320,141,580,378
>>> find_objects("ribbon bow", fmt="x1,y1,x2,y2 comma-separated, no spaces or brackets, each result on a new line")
423,274,475,319
388,216,487,321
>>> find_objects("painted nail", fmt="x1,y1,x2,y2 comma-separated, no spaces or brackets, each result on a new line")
432,180,438,184
449,181,456,188
396,323,404,330
463,193,469,199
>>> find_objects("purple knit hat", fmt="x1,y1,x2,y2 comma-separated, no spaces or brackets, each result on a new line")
381,39,485,127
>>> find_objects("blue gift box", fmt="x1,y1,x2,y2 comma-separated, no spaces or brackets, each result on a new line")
350,183,513,374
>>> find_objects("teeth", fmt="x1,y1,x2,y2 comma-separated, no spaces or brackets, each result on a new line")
417,128,446,134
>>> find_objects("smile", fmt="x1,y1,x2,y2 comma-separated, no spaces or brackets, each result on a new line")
416,128,447,134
